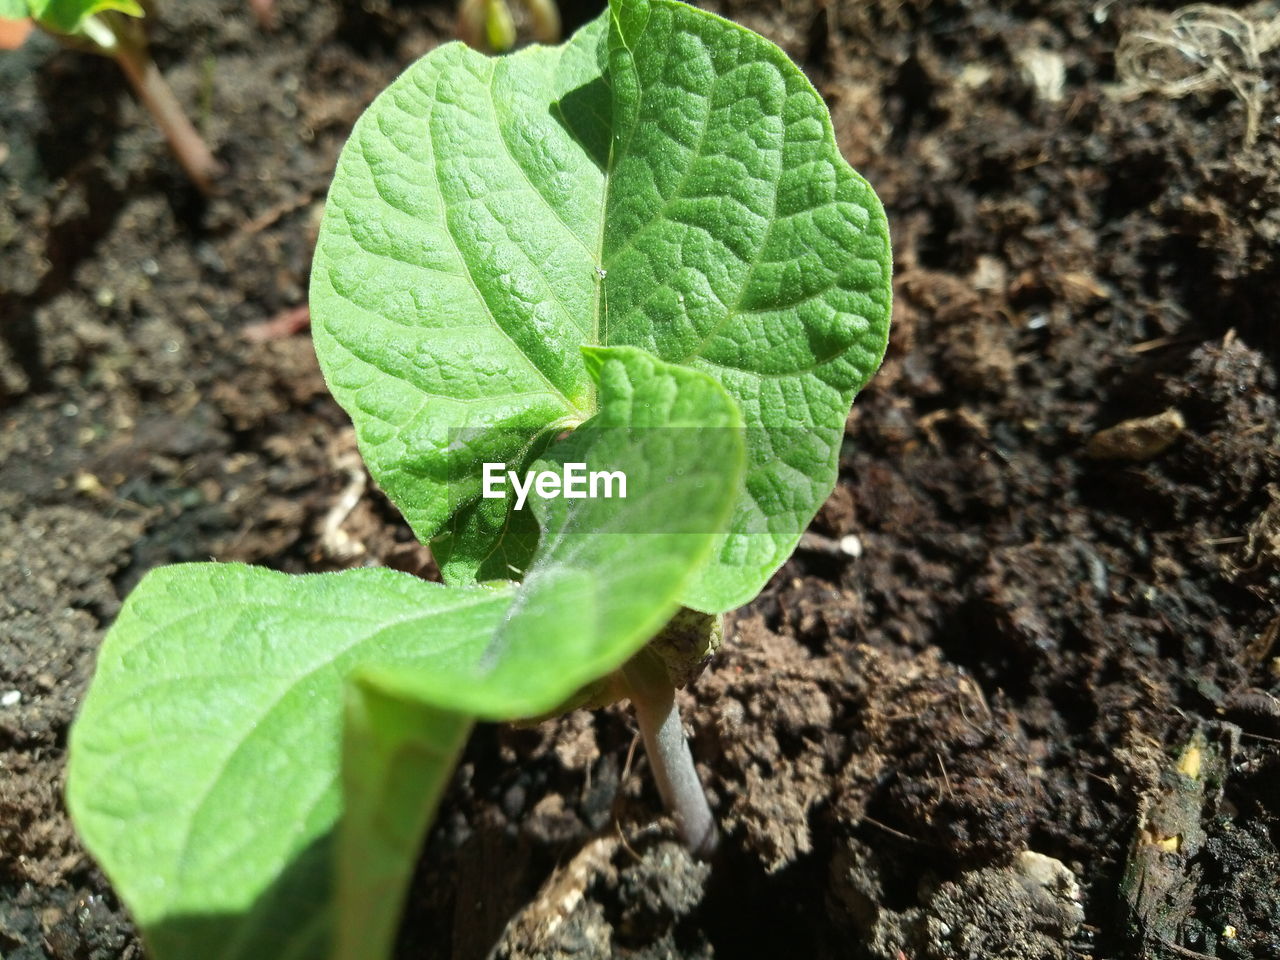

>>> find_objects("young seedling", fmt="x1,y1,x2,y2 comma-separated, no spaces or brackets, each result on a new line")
0,0,221,193
456,0,560,52
66,2,892,958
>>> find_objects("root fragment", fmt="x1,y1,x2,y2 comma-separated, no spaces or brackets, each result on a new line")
1114,4,1280,146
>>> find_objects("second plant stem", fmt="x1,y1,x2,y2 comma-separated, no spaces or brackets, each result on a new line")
623,651,718,857
80,14,222,195
113,37,221,195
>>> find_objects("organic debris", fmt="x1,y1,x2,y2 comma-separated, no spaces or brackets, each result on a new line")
1086,408,1186,461
1114,3,1280,146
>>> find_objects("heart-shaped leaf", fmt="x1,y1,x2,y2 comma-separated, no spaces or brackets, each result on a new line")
310,0,891,613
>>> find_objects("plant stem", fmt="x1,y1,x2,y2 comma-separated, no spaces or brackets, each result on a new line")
248,0,278,31
111,29,222,195
623,651,718,857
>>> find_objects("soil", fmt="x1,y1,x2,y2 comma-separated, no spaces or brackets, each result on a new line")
2,0,1278,958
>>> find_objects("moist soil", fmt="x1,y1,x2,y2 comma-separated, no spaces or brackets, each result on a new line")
2,0,1279,957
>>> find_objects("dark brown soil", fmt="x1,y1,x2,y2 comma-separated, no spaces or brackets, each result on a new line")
2,0,1278,958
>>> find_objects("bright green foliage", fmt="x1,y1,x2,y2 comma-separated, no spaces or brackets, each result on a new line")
67,566,509,960
15,0,143,34
311,0,891,613
67,346,743,960
603,1,890,609
311,15,609,585
68,1,891,956
337,679,471,960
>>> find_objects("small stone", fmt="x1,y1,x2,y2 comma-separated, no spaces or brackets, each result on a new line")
1,690,21,707
1015,48,1066,103
1016,850,1082,911
839,534,863,558
1086,408,1185,461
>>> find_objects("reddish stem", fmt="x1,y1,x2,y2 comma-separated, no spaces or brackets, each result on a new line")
113,39,222,195
248,0,277,32
242,304,311,342
0,17,35,50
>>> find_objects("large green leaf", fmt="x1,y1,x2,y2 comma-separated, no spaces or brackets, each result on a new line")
602,0,891,608
67,346,743,960
310,0,891,613
65,565,511,960
27,0,142,35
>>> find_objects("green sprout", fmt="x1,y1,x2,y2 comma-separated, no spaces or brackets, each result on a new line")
65,1,892,957
1,0,221,193
456,0,561,52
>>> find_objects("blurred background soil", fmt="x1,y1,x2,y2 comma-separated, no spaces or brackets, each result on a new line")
1,0,1278,957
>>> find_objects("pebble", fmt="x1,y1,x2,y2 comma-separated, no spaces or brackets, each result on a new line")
839,534,863,558
1086,408,1185,461
1,690,21,708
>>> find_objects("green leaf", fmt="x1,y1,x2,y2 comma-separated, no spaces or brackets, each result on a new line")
66,565,513,960
310,0,891,612
337,346,743,959
28,0,142,35
335,677,472,960
310,16,608,579
0,0,30,22
602,0,891,610
68,346,743,960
